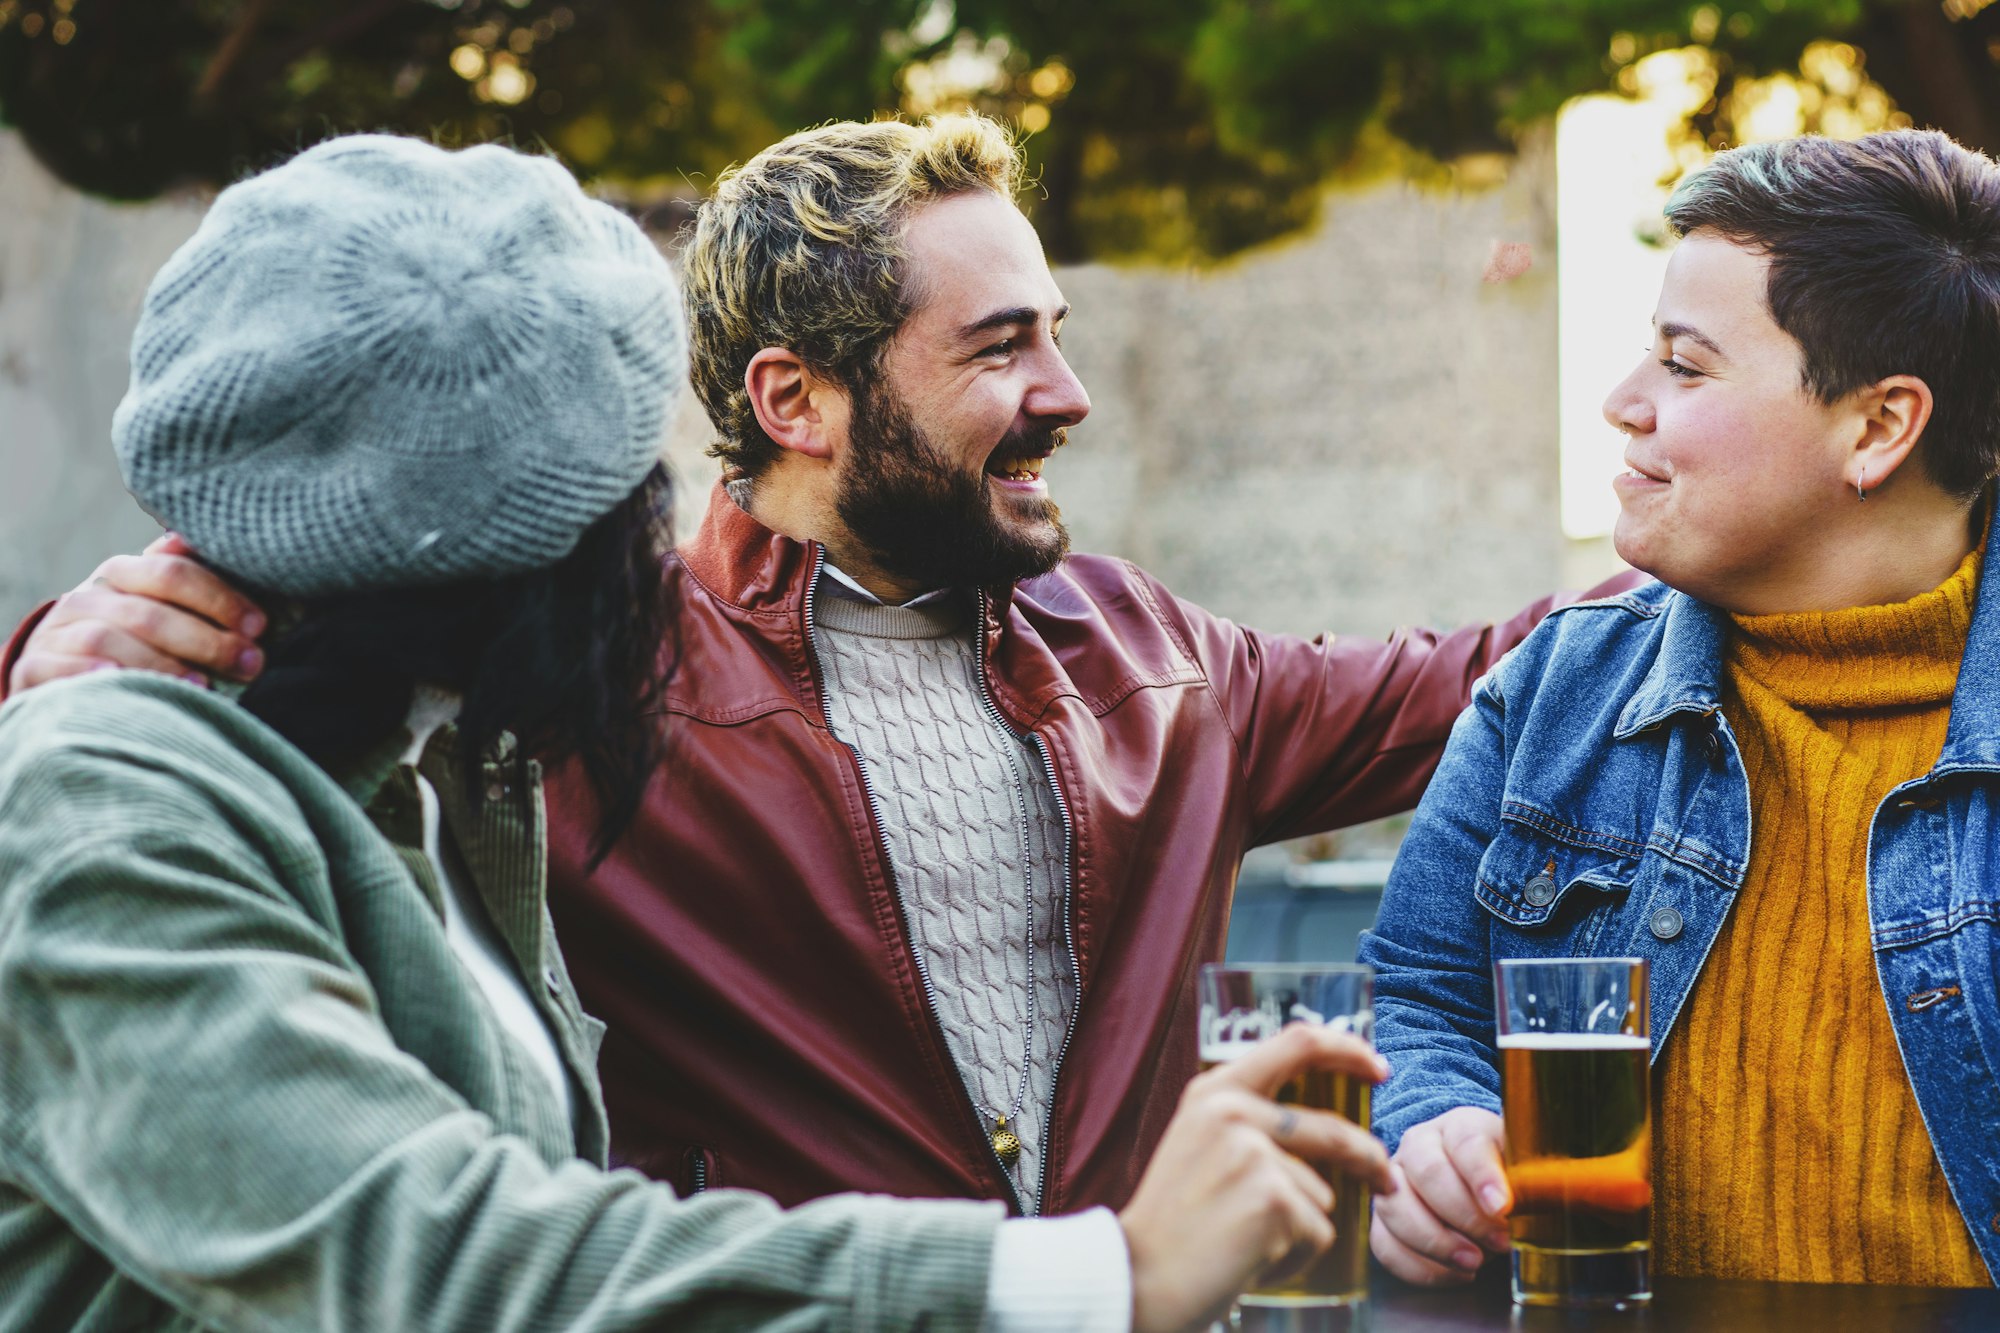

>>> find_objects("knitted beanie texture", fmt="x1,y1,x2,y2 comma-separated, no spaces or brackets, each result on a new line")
113,134,684,595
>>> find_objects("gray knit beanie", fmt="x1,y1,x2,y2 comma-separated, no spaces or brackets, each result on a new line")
112,134,683,596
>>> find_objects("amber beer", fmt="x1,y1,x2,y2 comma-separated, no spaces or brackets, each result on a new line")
1493,958,1652,1308
1499,1034,1650,1248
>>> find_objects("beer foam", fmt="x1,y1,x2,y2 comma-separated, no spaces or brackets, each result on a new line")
1496,1032,1650,1050
1199,1039,1265,1064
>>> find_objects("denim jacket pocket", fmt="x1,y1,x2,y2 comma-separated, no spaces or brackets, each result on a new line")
1474,817,1640,937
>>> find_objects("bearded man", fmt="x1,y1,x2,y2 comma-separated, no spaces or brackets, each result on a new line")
3,115,1629,1226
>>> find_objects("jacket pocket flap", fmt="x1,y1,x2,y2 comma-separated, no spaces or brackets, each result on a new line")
1475,820,1638,928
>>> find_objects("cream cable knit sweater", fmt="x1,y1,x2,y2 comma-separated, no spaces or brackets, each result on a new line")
812,590,1072,1210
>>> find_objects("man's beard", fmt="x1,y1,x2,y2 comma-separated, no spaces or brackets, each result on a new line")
834,380,1070,591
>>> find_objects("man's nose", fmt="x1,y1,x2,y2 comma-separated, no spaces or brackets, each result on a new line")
1030,348,1091,428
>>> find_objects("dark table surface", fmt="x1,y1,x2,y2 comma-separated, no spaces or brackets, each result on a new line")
1240,1262,2000,1331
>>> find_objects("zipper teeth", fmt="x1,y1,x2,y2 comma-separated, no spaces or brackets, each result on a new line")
971,591,1043,1205
806,552,1028,1215
974,590,1082,1219
1027,729,1077,1217
690,1152,708,1193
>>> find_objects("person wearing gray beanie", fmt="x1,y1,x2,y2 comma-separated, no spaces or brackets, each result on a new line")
0,133,1388,1333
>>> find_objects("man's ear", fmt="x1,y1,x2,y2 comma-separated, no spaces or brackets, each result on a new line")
1848,374,1934,493
745,348,847,461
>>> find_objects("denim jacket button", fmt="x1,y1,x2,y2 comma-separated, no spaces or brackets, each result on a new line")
1650,906,1685,940
1523,875,1557,907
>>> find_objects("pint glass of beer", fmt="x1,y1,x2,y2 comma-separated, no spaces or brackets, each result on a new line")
1198,964,1374,1310
1493,957,1651,1308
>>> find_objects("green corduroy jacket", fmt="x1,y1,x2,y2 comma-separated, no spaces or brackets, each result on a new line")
0,671,1001,1331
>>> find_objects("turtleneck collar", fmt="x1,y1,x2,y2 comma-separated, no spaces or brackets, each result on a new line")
1727,543,1982,713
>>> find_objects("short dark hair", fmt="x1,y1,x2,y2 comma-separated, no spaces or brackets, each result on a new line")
1665,130,2000,498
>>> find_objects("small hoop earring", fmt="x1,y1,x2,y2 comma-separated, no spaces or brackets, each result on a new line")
1857,469,1868,502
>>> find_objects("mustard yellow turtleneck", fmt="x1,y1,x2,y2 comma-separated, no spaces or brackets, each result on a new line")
1653,543,1991,1286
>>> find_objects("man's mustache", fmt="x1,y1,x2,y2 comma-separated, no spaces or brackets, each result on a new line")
993,425,1068,460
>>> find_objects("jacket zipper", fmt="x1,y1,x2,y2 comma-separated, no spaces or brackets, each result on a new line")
973,589,1081,1218
803,550,1031,1215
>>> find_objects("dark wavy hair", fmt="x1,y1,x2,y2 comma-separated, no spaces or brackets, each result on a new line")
238,464,678,867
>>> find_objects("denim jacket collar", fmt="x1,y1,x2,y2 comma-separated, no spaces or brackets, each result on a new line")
1613,592,1729,739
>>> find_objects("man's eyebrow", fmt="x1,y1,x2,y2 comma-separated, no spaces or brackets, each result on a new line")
1656,319,1725,358
958,303,1071,342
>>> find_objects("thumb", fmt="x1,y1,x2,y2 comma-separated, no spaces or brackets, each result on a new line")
1444,1114,1512,1218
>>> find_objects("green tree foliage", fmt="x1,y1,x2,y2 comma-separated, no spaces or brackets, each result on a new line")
2,0,1996,263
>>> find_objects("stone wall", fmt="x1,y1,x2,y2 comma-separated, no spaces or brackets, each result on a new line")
0,131,208,628
1,126,1585,645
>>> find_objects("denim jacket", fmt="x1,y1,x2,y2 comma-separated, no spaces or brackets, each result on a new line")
1360,525,2000,1282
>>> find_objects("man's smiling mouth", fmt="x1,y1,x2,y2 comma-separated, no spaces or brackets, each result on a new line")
988,454,1046,482
985,426,1065,486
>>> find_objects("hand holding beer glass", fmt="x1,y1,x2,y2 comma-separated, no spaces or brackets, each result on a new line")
1494,957,1652,1308
1197,965,1380,1311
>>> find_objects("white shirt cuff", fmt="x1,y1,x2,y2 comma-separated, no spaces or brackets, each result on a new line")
983,1207,1132,1332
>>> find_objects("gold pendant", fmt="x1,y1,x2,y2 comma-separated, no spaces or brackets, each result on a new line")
991,1116,1022,1165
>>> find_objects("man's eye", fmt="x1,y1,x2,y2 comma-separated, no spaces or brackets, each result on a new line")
1658,357,1702,380
982,339,1015,358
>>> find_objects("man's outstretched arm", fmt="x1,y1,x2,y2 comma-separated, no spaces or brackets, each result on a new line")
1143,564,1643,844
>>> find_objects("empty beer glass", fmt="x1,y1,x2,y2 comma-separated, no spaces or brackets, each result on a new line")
1494,957,1651,1308
1198,964,1374,1310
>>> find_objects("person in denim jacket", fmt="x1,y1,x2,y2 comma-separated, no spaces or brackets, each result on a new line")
1362,129,2000,1290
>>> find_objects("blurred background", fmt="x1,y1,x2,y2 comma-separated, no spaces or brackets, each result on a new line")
4,0,1994,956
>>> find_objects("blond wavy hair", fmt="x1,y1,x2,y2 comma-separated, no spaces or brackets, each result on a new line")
684,113,1025,477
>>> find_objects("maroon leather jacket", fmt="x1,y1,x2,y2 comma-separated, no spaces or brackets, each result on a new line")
0,486,1624,1214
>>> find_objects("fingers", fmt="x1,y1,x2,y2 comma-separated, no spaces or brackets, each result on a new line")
1267,1101,1394,1195
1399,1123,1507,1250
1371,1207,1477,1286
7,653,115,697
40,577,262,683
142,531,198,559
1272,1140,1336,1214
1261,1170,1337,1275
1375,1160,1489,1273
28,619,209,685
1439,1110,1512,1222
92,551,266,640
1205,1023,1389,1099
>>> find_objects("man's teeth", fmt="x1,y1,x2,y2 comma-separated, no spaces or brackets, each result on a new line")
996,456,1044,481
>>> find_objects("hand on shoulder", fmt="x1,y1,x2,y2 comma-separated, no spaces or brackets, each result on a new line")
7,534,267,699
